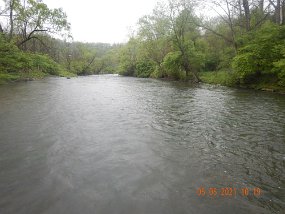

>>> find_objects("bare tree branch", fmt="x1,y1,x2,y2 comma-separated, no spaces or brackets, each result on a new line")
18,29,48,46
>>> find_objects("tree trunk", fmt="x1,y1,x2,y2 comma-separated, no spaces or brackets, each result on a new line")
0,23,3,33
280,0,284,25
191,69,200,83
183,56,200,83
9,0,15,41
82,55,96,74
276,0,281,24
259,0,264,14
243,0,250,31
238,0,243,17
225,0,237,52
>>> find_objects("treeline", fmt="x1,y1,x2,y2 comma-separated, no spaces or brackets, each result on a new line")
0,0,71,81
0,0,121,83
1,0,285,91
117,0,285,90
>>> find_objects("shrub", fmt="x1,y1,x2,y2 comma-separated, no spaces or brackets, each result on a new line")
232,22,285,84
135,60,155,78
0,34,62,75
273,48,285,87
162,51,185,80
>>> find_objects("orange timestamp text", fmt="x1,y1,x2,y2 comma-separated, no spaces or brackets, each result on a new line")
196,187,262,198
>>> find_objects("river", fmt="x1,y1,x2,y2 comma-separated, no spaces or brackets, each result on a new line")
0,75,284,214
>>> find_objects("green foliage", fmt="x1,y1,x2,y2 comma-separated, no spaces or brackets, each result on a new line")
160,42,204,80
232,52,258,82
232,22,285,84
0,34,73,83
118,53,136,76
135,60,155,78
273,48,285,87
15,0,71,43
201,20,237,71
218,47,236,70
0,73,21,82
149,65,165,78
0,35,28,72
199,71,239,86
188,47,206,72
118,39,138,76
27,53,61,75
162,51,185,80
0,0,284,92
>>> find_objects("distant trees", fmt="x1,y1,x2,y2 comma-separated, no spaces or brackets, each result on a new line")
1,0,285,88
67,42,120,75
0,0,120,78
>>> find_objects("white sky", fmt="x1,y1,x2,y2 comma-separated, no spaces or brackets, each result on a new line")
45,0,167,44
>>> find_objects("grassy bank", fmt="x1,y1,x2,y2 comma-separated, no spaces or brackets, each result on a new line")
0,70,76,85
199,71,285,94
0,34,76,85
199,71,238,87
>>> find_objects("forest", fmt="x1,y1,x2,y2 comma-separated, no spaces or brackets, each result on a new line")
0,0,285,92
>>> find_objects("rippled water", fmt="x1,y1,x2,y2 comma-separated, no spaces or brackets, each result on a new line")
0,75,284,214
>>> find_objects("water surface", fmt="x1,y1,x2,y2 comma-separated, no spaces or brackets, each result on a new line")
0,75,284,214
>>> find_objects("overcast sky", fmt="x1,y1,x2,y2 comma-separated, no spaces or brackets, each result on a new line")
45,0,168,44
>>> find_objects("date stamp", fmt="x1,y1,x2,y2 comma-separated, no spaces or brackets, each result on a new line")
196,187,262,198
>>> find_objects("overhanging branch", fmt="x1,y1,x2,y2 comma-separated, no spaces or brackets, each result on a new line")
18,28,48,46
193,21,234,44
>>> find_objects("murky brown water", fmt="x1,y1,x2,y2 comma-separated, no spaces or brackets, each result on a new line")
0,75,284,214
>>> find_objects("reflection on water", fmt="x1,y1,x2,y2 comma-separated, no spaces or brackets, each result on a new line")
0,75,284,214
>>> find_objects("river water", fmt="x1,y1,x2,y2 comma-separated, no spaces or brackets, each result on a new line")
0,75,284,214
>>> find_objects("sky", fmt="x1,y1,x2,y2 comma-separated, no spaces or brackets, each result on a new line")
45,0,167,44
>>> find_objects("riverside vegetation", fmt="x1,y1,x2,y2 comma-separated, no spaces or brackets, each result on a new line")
0,0,285,93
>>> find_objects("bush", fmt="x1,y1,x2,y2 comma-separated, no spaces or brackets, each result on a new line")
232,22,285,84
162,51,185,80
28,54,61,75
135,60,155,78
0,35,29,72
150,65,166,78
273,50,285,87
200,71,239,86
0,34,62,75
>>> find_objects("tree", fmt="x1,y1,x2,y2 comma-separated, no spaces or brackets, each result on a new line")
118,38,139,76
8,0,15,40
232,22,285,84
192,0,240,54
167,0,201,82
269,0,284,25
5,0,71,48
137,3,172,77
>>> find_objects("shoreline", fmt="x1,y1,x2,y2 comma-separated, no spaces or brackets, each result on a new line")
1,72,285,95
0,71,76,85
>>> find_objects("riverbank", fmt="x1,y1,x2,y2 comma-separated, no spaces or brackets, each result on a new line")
0,70,76,85
199,71,285,94
2,71,285,95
